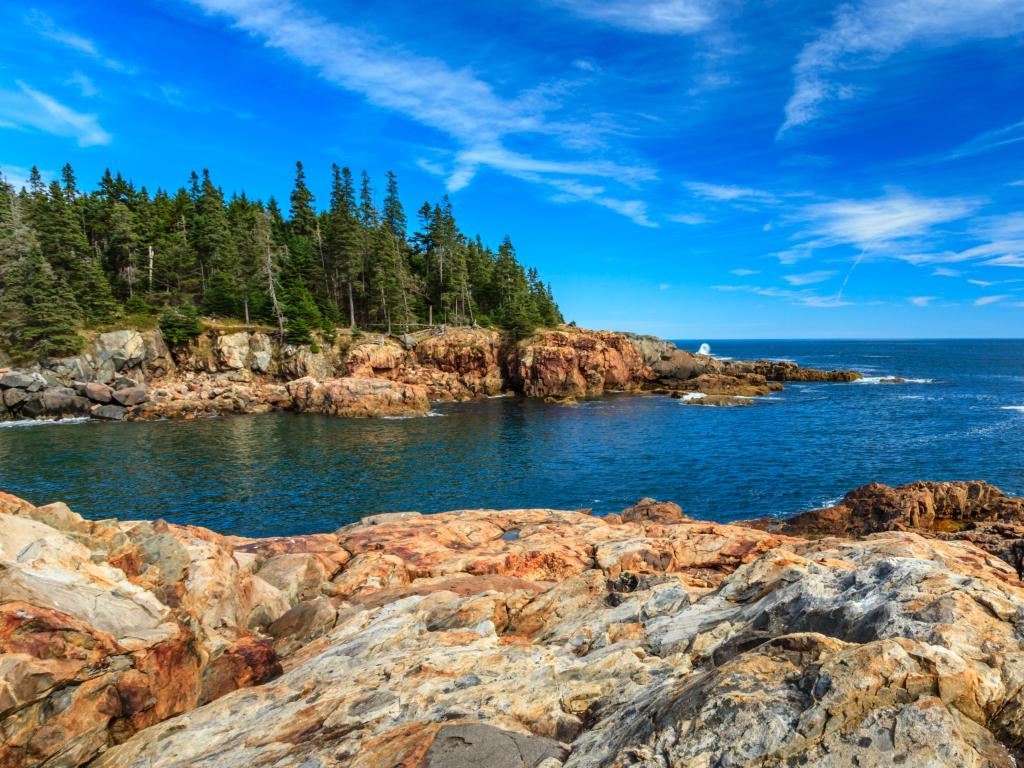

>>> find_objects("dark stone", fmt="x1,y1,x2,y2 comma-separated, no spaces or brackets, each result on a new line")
114,376,140,389
91,403,127,421
3,388,28,409
0,371,35,389
18,394,45,418
113,386,149,406
37,389,92,417
423,724,568,768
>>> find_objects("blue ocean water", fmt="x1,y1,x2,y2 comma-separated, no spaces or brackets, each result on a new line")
1,339,1021,538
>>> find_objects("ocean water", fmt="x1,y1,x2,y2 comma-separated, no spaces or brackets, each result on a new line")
1,339,1021,538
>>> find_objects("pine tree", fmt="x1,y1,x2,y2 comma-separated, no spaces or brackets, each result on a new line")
0,192,82,361
382,171,406,240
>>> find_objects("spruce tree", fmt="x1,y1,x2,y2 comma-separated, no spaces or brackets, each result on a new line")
0,193,82,361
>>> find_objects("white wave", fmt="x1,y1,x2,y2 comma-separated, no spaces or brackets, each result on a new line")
380,410,445,420
697,342,711,355
0,417,90,429
818,495,845,509
853,376,934,385
1000,405,1024,412
680,392,706,401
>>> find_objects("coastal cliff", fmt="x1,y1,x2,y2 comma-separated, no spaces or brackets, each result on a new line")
0,325,861,421
4,481,1024,767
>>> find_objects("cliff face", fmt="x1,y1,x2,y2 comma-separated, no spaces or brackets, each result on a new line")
509,328,653,402
5,484,1024,767
0,325,863,420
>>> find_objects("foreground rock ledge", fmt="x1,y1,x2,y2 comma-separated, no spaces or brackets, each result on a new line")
4,483,1024,767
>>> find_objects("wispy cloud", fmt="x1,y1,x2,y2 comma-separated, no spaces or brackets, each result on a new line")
931,267,961,277
730,268,760,276
0,81,111,146
947,118,1024,160
713,283,851,307
189,0,655,225
66,71,98,98
784,270,837,286
667,212,709,225
28,9,133,73
685,181,778,205
549,0,716,34
976,294,1010,305
781,0,1024,134
909,296,936,307
792,190,981,249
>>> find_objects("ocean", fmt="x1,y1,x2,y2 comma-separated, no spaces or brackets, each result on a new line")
1,338,1021,537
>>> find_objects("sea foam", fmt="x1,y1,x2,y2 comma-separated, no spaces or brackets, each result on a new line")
0,417,90,429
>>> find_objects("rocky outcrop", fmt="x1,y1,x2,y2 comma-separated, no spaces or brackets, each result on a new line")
287,376,430,418
2,325,866,421
0,491,337,767
510,328,653,401
752,480,1024,571
650,348,862,403
7,487,1024,767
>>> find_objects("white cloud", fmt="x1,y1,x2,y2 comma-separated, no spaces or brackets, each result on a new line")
659,283,671,290
909,296,936,307
784,270,837,286
188,0,656,225
0,81,111,146
931,267,960,277
66,71,98,98
781,0,1024,134
983,255,1024,268
712,283,850,307
685,181,778,205
667,212,709,225
793,190,980,249
29,10,133,73
550,0,715,34
1011,179,1024,187
730,268,760,276
975,295,1010,305
947,119,1024,160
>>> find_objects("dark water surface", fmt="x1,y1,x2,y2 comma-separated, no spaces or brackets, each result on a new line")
2,339,1022,537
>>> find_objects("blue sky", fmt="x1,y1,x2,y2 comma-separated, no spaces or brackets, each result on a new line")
2,0,1023,338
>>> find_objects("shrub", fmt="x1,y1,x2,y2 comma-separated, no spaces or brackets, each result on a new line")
159,304,202,346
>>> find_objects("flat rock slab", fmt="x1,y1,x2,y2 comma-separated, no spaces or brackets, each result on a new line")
423,724,567,768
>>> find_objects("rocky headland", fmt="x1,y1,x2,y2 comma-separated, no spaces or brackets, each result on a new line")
0,325,862,422
4,480,1024,767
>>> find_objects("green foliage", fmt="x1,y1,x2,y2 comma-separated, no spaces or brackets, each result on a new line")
0,162,563,363
159,304,202,346
283,286,322,345
124,294,157,315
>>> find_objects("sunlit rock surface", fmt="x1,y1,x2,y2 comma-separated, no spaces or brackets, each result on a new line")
4,482,1024,766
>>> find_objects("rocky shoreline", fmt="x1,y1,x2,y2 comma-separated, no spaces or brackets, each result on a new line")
0,325,862,422
4,480,1024,767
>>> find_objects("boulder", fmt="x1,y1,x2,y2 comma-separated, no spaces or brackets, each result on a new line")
0,371,36,389
3,387,28,409
92,330,146,381
619,498,686,524
84,382,113,403
287,376,429,418
91,403,127,420
216,332,252,370
113,386,150,406
250,333,273,373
